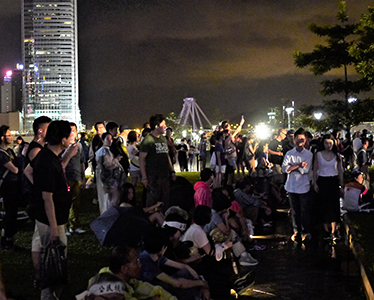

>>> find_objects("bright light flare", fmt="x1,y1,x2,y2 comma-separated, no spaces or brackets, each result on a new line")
314,112,322,120
255,123,271,140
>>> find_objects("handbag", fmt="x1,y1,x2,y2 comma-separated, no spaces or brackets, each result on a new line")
40,242,68,289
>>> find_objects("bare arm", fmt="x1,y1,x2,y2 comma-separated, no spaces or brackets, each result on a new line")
139,152,148,187
268,148,283,156
28,147,41,162
24,164,33,184
3,161,18,174
338,158,344,187
143,201,163,213
42,191,59,242
164,259,199,279
216,150,222,173
61,143,79,169
232,117,245,139
156,272,206,289
216,219,231,236
313,153,319,192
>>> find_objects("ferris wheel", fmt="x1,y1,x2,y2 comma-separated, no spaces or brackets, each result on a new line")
177,97,212,132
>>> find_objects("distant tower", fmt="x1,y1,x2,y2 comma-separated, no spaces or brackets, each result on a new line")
1,66,23,113
22,0,81,131
177,98,212,132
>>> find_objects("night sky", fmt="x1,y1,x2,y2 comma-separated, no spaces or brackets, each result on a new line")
1,0,374,128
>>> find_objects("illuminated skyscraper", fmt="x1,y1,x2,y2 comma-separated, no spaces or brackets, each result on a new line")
1,66,23,113
22,0,81,131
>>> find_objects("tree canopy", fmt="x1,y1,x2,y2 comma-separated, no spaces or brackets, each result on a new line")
294,1,373,135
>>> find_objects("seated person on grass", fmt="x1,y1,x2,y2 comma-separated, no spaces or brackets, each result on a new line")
343,170,373,212
183,205,255,298
194,168,214,207
87,246,177,300
204,188,258,267
139,228,210,300
79,272,125,300
234,177,272,227
119,182,164,226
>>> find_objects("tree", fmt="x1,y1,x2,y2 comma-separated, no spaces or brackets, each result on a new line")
351,6,374,84
165,112,184,139
293,1,371,136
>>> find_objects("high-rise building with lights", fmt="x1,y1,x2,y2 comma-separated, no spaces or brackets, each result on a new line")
1,66,23,113
22,0,81,131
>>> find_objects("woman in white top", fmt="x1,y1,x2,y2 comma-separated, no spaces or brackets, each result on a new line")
313,134,344,241
96,132,124,214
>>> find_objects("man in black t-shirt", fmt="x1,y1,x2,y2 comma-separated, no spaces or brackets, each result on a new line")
140,114,176,210
32,120,76,299
268,129,287,184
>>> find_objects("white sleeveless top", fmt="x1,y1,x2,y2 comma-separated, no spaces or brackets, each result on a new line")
317,151,338,177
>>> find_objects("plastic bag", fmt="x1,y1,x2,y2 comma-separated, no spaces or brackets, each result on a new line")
40,242,68,289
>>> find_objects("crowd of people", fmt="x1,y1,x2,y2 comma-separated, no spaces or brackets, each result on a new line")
0,114,373,300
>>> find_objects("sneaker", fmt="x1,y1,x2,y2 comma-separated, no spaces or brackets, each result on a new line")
233,271,255,295
302,233,312,242
248,244,266,251
239,252,258,266
331,232,340,242
74,228,86,234
291,232,301,243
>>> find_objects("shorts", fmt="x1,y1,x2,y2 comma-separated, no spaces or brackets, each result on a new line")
35,220,67,250
215,165,226,174
31,223,41,252
129,169,141,178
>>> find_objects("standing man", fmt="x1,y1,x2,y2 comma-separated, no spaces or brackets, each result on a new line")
176,138,188,172
23,116,51,288
32,120,74,299
198,133,208,171
140,114,176,210
268,128,287,184
282,129,295,156
89,121,106,175
79,132,89,170
357,137,370,187
282,128,313,243
64,122,86,235
0,126,20,250
165,127,177,166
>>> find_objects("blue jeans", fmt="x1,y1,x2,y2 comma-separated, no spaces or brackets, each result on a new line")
289,192,310,234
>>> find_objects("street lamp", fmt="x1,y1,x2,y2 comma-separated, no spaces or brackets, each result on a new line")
314,112,322,120
285,107,294,129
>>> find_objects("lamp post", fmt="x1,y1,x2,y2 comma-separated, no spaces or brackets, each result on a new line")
285,107,294,129
314,112,322,120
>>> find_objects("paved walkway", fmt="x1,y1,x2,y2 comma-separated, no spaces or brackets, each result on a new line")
234,209,366,299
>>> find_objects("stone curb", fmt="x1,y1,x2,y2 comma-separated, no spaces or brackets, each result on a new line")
342,213,374,300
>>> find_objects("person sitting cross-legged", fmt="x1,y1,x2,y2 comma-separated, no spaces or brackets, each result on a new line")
139,228,210,300
80,246,177,300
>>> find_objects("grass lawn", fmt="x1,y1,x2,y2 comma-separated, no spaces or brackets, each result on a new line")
0,172,200,299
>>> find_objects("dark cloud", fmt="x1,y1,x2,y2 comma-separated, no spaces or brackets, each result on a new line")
1,0,374,127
